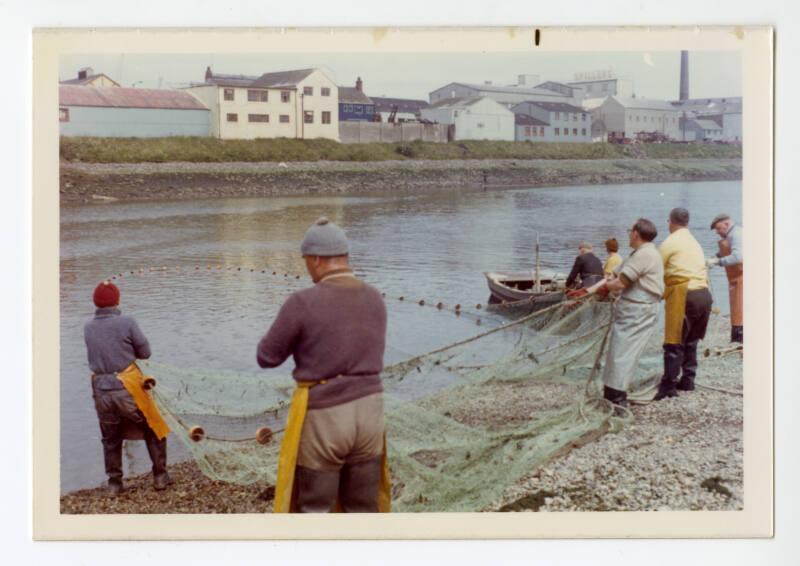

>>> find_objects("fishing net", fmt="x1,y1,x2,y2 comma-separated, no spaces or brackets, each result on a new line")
142,290,709,512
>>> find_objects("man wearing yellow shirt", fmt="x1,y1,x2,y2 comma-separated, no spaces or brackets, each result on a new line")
654,208,713,400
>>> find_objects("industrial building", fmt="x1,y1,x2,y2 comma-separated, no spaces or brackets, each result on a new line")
338,78,375,122
58,85,210,138
429,77,582,109
511,101,592,143
567,70,634,100
369,96,430,123
672,97,742,142
592,96,682,141
420,96,514,141
185,67,339,140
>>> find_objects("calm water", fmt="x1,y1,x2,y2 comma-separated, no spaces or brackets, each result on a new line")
60,179,741,492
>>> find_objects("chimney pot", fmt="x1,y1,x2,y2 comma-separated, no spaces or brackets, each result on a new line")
205,66,213,82
356,76,363,92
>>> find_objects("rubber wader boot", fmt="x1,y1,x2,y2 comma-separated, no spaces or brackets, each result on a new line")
144,427,171,490
603,385,628,408
339,456,382,513
654,344,682,400
294,466,341,513
731,325,743,344
99,418,124,493
677,339,700,391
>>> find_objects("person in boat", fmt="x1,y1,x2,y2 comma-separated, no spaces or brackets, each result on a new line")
706,213,743,344
257,217,390,513
568,219,664,407
83,281,171,495
653,208,713,400
565,242,605,289
603,238,622,278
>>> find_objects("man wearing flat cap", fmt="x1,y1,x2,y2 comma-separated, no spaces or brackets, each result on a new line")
706,213,743,343
257,217,390,513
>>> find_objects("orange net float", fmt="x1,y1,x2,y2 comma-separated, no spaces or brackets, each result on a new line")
255,427,274,445
436,302,444,309
189,426,205,442
454,304,461,311
475,304,482,310
142,376,157,390
418,299,425,306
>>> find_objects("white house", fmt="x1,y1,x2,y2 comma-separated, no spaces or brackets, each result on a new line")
682,118,724,142
420,96,514,141
186,67,339,140
594,96,682,141
511,101,592,143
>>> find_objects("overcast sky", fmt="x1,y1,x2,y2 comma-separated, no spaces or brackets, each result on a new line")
60,51,741,101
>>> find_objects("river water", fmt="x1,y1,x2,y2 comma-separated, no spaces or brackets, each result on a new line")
60,179,741,493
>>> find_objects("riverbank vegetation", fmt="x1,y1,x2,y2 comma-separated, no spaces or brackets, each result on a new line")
60,136,743,164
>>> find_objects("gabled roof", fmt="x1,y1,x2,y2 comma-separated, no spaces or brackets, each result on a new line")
428,96,498,110
611,96,678,111
60,73,120,87
369,96,430,113
515,113,549,126
516,100,586,113
338,87,373,105
432,81,569,98
206,72,260,88
59,85,209,111
693,119,723,130
250,69,317,88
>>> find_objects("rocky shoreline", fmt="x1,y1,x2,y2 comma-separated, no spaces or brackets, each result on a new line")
60,324,742,514
60,157,743,204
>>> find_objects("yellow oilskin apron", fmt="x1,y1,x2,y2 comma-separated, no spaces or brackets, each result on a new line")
663,275,690,345
273,380,391,513
115,362,171,441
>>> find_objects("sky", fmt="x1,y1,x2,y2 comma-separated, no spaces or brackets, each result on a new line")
59,51,741,101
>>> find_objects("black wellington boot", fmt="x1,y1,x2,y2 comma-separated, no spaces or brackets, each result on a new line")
678,340,699,391
294,466,341,513
654,344,682,400
603,385,629,408
339,456,382,513
731,326,743,344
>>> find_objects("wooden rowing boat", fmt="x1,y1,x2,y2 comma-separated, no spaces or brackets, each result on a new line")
483,270,567,307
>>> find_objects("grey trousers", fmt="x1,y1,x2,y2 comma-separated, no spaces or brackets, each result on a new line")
93,386,167,483
294,393,384,513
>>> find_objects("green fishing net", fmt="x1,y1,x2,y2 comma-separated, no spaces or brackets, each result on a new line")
144,296,726,512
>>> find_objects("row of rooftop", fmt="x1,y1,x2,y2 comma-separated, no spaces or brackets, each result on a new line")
58,66,743,144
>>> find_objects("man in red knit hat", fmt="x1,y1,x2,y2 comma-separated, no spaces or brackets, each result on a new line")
84,281,171,495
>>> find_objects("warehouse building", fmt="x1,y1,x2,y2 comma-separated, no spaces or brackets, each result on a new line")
511,101,592,143
58,85,210,138
593,96,681,141
420,96,514,141
370,96,430,122
429,78,581,109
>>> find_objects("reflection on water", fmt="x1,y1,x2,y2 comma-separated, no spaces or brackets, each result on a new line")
60,180,741,492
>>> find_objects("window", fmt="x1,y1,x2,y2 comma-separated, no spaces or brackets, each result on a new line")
321,87,331,97
525,126,531,136
581,128,587,136
226,113,238,122
248,114,269,123
247,90,268,102
555,128,560,136
59,108,69,122
223,89,235,101
279,115,290,124
304,110,314,124
601,83,609,92
281,91,291,103
540,127,545,136
573,128,578,135
354,105,362,114
303,86,313,96
554,112,560,120
581,113,586,121
322,111,331,124
572,114,577,121
564,128,568,136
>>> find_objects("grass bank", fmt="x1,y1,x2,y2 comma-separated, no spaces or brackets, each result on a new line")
60,136,743,164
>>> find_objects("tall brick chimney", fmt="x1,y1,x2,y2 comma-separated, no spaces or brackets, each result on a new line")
356,76,363,92
679,51,689,101
205,66,213,82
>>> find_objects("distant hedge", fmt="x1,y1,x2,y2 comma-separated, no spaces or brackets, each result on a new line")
60,136,743,164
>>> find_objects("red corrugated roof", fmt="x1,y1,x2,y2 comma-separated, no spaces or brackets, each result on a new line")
59,85,209,111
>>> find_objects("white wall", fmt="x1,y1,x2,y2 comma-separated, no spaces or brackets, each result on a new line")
296,69,339,140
